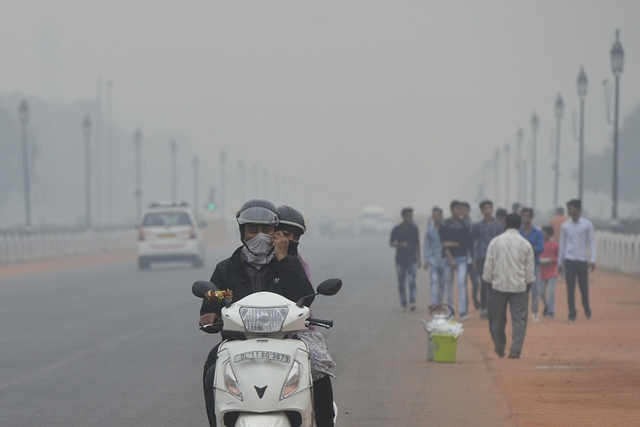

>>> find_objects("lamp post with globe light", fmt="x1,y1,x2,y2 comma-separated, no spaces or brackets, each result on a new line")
170,140,178,201
516,127,524,205
531,111,539,209
18,100,31,229
553,94,564,209
577,67,588,202
83,115,92,229
610,29,624,220
504,144,510,209
134,129,142,220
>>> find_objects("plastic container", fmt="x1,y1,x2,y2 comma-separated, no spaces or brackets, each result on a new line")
421,304,463,362
431,334,459,362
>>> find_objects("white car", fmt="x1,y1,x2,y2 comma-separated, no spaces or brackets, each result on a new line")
136,202,205,269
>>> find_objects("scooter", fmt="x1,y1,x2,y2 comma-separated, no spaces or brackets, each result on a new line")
192,278,342,427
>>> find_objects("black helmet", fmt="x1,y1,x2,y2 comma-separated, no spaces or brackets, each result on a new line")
236,199,280,226
276,205,306,237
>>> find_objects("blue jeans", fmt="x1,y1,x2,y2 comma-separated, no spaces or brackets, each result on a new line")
429,265,445,305
396,262,417,308
443,256,468,315
530,265,541,314
540,277,557,315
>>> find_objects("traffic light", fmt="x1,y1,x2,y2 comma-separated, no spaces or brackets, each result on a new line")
206,187,216,211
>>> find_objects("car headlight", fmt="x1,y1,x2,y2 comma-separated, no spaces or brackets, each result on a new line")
240,307,289,333
281,361,302,399
223,362,242,400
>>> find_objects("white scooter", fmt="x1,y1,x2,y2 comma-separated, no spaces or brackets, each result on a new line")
192,278,341,427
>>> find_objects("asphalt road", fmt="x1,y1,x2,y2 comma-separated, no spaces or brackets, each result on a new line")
0,235,516,427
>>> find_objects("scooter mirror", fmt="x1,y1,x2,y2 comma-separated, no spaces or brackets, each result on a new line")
192,280,214,298
316,278,342,296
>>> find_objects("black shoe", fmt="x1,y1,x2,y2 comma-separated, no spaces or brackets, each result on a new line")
508,353,520,359
495,349,505,358
566,317,576,323
585,311,592,319
542,306,549,317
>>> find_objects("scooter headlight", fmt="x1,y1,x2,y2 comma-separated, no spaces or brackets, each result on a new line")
240,307,289,333
281,361,302,399
223,362,242,400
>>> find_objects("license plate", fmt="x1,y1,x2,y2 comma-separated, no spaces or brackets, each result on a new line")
234,351,291,363
158,233,176,239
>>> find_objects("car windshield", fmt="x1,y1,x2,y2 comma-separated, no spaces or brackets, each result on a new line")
143,212,192,227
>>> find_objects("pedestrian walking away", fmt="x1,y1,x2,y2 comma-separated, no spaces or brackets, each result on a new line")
390,207,421,311
440,200,473,320
549,207,569,243
539,226,559,318
483,213,535,359
558,199,596,322
423,206,445,307
519,208,544,323
472,200,504,319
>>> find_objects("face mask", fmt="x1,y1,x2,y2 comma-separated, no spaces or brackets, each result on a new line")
242,233,274,265
287,240,299,256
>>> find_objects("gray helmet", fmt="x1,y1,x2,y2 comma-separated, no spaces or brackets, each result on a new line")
276,205,306,237
236,199,280,226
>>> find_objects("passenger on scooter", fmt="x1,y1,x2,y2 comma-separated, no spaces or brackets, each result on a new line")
199,199,314,427
277,205,336,427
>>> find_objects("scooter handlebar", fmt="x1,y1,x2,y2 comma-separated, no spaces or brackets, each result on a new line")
307,318,334,329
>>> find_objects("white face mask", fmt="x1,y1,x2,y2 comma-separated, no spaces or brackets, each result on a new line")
242,233,274,265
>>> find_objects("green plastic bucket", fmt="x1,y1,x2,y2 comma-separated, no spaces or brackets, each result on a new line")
431,334,459,363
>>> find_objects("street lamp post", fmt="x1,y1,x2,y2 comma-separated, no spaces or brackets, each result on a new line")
83,115,92,229
252,165,258,198
134,129,142,220
504,144,510,209
494,148,500,206
553,94,564,209
238,160,245,203
516,127,524,205
611,29,624,220
18,100,31,229
220,150,227,216
192,154,199,214
262,170,269,200
577,66,588,202
531,112,539,209
170,140,177,201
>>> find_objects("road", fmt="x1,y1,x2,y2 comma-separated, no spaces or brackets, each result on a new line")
0,235,516,426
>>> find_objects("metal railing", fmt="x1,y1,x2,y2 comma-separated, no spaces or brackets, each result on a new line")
0,229,136,264
596,230,640,274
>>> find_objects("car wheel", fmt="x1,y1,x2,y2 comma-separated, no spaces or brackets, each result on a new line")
192,258,204,268
138,258,150,270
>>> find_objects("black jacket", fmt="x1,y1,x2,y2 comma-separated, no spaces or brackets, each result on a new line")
200,246,315,339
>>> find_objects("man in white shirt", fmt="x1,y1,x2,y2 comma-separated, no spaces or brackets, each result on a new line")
483,213,535,359
558,199,596,322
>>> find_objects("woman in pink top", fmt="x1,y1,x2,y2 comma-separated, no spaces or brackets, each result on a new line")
540,226,559,318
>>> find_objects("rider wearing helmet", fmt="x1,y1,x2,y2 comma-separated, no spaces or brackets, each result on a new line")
199,199,314,427
277,205,336,427
276,204,309,276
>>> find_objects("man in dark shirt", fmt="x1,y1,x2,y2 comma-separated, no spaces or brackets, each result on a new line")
472,200,504,319
390,207,421,311
440,200,472,319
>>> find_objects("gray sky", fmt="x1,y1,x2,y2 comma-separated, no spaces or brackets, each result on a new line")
2,1,639,220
